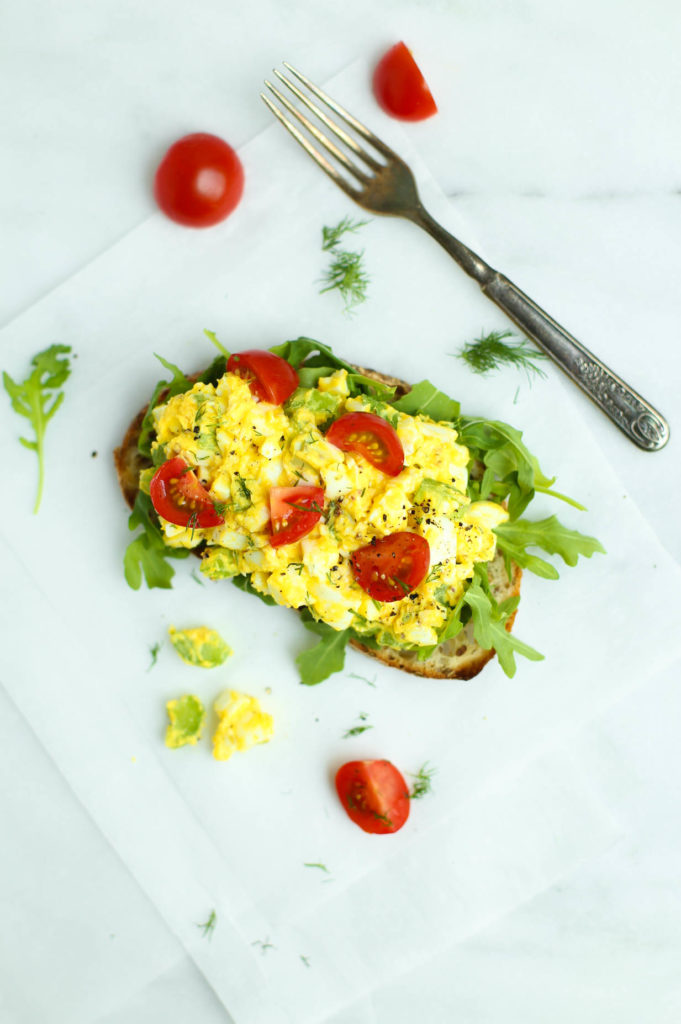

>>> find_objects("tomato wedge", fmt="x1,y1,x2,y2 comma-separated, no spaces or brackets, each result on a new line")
149,457,224,529
336,760,410,834
326,412,404,476
269,485,325,548
153,133,244,228
372,42,438,122
227,350,299,405
351,531,430,602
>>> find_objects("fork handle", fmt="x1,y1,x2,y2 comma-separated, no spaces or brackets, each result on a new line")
413,208,670,451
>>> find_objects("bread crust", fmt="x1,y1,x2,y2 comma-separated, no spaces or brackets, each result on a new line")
114,360,521,680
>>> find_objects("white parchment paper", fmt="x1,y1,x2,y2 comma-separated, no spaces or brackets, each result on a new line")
1,64,679,1023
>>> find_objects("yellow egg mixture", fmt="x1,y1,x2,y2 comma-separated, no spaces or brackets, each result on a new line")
150,369,508,649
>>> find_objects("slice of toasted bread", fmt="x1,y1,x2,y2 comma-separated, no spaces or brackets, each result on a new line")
114,361,521,680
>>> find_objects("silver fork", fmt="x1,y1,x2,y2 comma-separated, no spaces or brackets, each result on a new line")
261,63,669,452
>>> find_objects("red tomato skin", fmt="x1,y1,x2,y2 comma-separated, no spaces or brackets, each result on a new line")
372,42,438,122
326,412,404,477
227,350,299,405
269,485,325,547
149,457,224,528
351,531,430,602
335,760,410,834
154,133,244,228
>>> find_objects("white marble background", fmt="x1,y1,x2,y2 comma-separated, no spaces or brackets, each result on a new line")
1,1,680,1022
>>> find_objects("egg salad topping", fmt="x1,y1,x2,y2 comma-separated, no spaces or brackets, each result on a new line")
150,369,508,649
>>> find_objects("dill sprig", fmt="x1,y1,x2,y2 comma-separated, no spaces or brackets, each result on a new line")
320,249,370,313
409,762,436,799
456,329,548,382
321,216,369,251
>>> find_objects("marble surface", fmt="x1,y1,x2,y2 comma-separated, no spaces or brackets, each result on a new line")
1,1,680,1021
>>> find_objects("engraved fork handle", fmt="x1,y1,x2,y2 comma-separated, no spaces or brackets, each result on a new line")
411,206,670,452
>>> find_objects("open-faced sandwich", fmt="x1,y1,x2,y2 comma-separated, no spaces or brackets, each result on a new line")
115,335,603,684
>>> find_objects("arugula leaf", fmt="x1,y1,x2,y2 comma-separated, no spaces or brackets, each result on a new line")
494,516,606,580
392,380,460,421
296,610,351,685
203,328,230,357
457,417,585,520
463,565,544,677
269,337,356,372
124,491,190,590
137,352,227,457
3,343,72,513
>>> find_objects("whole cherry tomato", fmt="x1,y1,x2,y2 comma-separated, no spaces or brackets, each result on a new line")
154,133,244,228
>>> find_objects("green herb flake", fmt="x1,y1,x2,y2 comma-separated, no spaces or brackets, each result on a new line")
348,672,377,687
300,954,311,968
409,762,436,799
457,329,548,382
148,642,161,671
343,712,373,739
251,937,276,955
197,910,217,940
320,250,370,313
322,216,369,251
304,862,330,874
3,343,72,513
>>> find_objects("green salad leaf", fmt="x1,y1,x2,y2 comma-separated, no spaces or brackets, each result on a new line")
137,352,227,457
494,516,606,580
462,564,544,677
3,343,72,513
229,573,278,606
296,610,351,685
124,491,190,590
392,380,460,421
457,417,585,521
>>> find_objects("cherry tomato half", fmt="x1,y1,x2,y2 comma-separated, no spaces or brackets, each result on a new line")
351,531,430,602
269,485,325,548
326,412,404,476
336,760,410,834
154,133,244,228
149,457,224,528
227,350,299,405
372,42,438,122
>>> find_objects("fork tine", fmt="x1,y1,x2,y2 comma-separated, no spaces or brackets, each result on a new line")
272,69,383,172
282,62,395,159
264,80,370,184
260,93,361,200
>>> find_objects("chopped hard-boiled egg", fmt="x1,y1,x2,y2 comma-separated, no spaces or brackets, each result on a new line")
212,690,274,762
